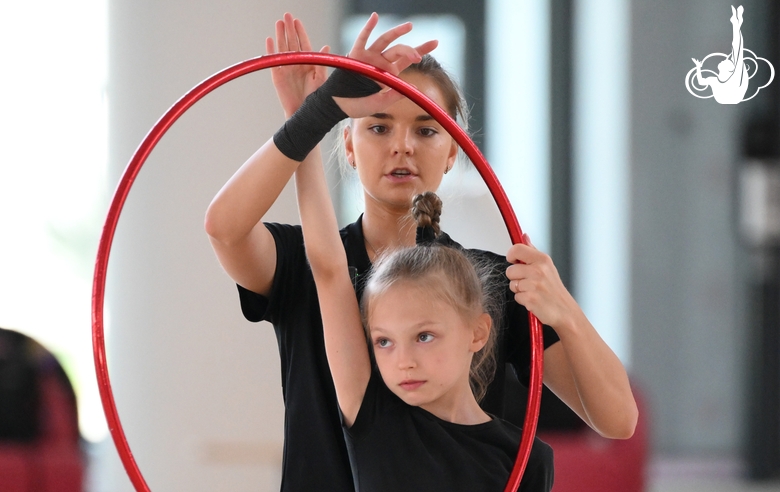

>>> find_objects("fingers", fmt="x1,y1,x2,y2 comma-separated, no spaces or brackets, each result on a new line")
294,18,313,52
506,243,540,265
368,21,413,53
275,19,287,52
414,40,439,58
379,44,422,74
283,13,299,52
275,13,313,53
265,37,275,56
352,12,380,53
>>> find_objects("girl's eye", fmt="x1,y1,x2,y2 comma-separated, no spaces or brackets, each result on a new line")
418,127,438,137
369,125,388,135
418,333,434,343
375,338,392,348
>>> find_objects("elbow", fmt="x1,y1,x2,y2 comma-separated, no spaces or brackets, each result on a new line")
203,206,223,241
204,203,238,246
598,403,639,440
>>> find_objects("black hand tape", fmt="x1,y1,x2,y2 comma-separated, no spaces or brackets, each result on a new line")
273,69,382,162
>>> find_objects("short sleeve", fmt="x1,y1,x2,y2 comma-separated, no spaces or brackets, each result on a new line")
236,222,307,324
343,370,392,438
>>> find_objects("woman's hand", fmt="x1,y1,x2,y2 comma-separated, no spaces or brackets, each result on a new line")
333,12,439,118
506,234,579,333
266,13,330,118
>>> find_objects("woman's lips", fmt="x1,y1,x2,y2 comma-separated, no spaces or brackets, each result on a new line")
399,380,425,391
386,168,416,183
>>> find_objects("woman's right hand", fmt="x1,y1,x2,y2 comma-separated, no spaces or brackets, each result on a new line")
266,13,330,118
333,12,439,118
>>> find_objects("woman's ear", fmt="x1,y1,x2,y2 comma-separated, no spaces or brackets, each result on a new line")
469,313,492,353
446,138,457,170
344,125,355,165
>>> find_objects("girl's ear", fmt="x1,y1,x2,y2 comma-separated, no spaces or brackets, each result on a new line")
469,313,492,353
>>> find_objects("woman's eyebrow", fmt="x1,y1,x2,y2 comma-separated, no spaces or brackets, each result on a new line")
367,113,435,122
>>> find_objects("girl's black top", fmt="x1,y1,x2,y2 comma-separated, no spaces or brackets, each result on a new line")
345,370,554,492
237,216,560,491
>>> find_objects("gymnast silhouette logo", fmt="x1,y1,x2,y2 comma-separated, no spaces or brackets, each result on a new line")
685,5,774,104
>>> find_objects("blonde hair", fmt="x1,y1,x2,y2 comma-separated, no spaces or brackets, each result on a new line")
361,192,498,402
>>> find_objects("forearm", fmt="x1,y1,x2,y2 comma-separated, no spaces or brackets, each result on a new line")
205,139,300,245
295,150,370,426
545,308,638,438
295,151,348,277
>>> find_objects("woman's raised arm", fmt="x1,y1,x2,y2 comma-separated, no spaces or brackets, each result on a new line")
204,13,437,296
204,14,328,296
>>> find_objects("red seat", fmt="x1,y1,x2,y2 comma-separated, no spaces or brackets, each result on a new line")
0,329,85,492
538,385,649,491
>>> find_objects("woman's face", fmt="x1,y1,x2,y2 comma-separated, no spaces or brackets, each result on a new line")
344,72,458,214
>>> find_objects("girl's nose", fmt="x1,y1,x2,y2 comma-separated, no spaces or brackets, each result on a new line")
396,345,417,369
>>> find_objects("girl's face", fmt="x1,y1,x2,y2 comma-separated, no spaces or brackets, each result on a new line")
367,281,490,417
344,72,458,214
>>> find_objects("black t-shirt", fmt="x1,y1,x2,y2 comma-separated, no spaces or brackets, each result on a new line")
237,217,560,492
346,370,554,492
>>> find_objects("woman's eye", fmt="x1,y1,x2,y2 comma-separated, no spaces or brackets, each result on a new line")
369,125,388,135
418,127,438,137
418,333,434,343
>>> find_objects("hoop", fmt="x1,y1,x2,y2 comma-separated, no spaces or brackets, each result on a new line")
91,52,544,492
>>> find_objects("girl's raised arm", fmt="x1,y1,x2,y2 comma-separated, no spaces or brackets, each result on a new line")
295,151,369,426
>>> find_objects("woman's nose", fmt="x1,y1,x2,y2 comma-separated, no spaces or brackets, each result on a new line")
391,128,414,156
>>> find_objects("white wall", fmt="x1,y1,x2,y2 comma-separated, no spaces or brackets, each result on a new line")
93,1,341,490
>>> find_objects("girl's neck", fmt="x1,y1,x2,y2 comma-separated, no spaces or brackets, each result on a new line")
420,380,491,425
420,377,491,425
361,202,417,261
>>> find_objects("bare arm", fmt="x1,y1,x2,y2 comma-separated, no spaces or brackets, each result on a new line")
296,150,370,427
204,14,329,296
204,13,437,296
507,237,638,439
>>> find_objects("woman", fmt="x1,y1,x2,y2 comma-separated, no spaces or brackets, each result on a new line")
205,12,637,492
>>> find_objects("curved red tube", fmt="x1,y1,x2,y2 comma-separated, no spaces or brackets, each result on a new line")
92,52,543,492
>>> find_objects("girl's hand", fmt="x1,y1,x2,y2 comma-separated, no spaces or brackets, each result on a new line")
266,13,330,118
505,234,579,332
333,12,439,118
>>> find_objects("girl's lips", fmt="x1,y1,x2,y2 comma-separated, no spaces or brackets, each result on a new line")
399,380,425,391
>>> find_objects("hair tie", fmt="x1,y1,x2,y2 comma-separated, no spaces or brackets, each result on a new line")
415,225,437,246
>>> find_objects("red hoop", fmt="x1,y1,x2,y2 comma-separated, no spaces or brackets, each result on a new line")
91,52,544,492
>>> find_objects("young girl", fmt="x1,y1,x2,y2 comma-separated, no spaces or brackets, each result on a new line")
297,147,554,490
205,12,637,491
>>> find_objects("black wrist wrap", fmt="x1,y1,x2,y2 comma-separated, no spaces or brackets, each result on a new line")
273,69,382,162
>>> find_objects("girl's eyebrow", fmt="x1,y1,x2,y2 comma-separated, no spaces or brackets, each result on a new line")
370,320,440,335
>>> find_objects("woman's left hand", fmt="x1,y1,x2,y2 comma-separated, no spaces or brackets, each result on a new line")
506,234,577,332
266,13,330,118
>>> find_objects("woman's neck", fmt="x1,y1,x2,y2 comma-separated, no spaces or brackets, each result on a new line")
361,202,417,261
